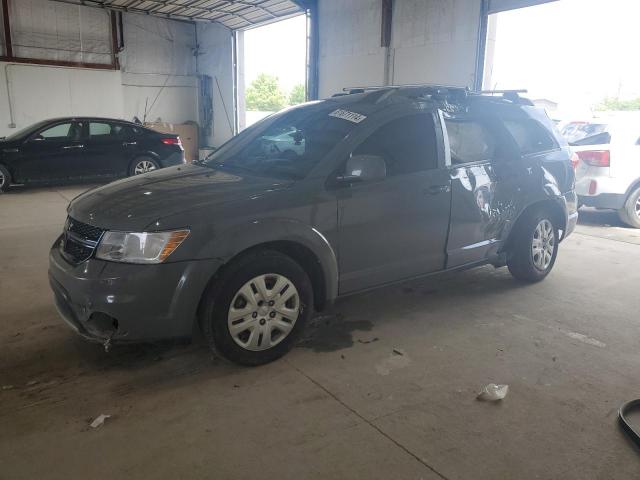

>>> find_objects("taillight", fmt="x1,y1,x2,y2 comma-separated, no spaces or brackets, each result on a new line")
576,150,610,167
570,152,579,170
161,137,182,146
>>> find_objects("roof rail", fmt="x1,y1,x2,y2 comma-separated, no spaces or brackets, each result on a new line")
341,83,469,93
479,89,528,95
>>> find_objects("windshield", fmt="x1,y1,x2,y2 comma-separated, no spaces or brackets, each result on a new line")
3,120,51,141
203,103,361,179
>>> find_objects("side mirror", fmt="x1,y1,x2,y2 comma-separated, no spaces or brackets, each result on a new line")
337,154,387,184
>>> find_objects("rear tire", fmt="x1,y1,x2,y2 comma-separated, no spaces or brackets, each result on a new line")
618,187,640,229
199,250,313,366
129,157,159,176
0,164,11,193
507,208,559,283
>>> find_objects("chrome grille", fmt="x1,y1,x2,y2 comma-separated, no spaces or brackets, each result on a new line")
61,217,104,264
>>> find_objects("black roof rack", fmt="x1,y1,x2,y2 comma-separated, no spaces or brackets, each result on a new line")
336,84,532,105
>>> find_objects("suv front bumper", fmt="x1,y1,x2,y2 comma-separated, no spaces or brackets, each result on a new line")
48,240,221,343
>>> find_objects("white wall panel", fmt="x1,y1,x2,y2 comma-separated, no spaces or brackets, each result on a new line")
318,0,386,97
392,0,481,87
121,14,196,75
0,11,201,138
196,22,235,147
10,0,112,64
318,0,483,93
0,64,122,132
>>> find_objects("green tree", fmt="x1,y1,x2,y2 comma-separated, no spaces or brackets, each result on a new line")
596,96,640,111
245,74,287,111
289,84,306,105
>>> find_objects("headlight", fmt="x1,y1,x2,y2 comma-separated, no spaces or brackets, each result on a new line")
95,229,190,264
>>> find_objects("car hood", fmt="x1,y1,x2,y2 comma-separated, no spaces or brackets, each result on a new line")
67,164,292,230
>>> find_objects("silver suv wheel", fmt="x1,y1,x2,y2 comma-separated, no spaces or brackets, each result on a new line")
227,273,300,351
635,196,640,219
0,171,5,189
532,219,555,271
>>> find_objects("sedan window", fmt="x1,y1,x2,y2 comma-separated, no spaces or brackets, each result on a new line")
89,122,113,137
39,123,74,140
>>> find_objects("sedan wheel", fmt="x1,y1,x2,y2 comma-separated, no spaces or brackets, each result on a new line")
227,273,300,351
0,164,10,193
133,159,157,175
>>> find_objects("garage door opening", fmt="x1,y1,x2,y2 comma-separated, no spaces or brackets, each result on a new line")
236,15,308,131
482,0,640,122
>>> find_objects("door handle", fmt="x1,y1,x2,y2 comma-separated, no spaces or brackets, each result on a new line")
123,141,137,146
63,144,84,150
426,184,451,195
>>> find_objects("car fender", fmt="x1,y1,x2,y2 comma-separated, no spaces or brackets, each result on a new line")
208,218,339,303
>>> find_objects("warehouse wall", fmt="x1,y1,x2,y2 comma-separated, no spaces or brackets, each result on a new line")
0,5,199,139
317,0,386,97
196,22,235,147
318,0,483,97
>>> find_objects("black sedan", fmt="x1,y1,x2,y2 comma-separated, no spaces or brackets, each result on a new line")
0,117,185,192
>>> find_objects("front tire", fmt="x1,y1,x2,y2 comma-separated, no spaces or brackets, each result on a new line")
200,250,313,366
507,209,559,283
618,187,640,229
0,164,11,193
129,157,159,176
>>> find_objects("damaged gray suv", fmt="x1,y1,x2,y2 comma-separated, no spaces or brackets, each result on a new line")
49,85,578,365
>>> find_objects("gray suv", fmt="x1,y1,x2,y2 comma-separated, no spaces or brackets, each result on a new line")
49,86,578,365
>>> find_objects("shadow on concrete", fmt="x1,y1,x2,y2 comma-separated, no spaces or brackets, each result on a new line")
578,207,627,228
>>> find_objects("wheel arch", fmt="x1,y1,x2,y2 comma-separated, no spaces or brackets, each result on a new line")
197,225,338,316
623,177,640,200
505,198,567,251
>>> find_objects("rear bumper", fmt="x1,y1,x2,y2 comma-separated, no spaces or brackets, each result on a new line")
562,191,579,239
160,151,186,168
48,241,221,343
578,193,626,210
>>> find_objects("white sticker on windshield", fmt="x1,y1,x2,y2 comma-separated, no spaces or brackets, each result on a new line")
329,109,367,124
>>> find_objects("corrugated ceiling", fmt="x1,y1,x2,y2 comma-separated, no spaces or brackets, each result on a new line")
50,0,304,29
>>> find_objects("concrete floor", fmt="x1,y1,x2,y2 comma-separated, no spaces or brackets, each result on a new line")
1,185,640,480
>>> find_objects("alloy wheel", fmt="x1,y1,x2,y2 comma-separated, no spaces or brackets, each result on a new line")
635,196,640,219
531,219,555,271
0,171,4,189
134,160,157,175
227,273,300,351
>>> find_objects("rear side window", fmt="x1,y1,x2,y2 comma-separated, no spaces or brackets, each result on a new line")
444,118,496,165
353,113,438,175
503,118,558,155
90,122,135,139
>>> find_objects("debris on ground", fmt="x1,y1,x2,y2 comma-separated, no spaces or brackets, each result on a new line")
26,380,39,387
90,414,112,429
357,337,379,344
392,348,405,356
476,384,509,401
2,385,14,391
